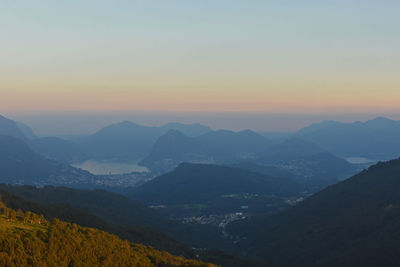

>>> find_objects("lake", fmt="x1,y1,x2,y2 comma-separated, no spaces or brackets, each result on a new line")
72,160,149,175
345,157,377,164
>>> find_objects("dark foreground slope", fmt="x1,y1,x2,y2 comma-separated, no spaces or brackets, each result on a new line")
229,158,400,267
0,200,215,267
0,186,264,267
0,185,235,254
0,187,192,257
0,185,164,227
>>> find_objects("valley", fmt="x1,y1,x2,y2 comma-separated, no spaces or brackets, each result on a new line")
1,113,400,266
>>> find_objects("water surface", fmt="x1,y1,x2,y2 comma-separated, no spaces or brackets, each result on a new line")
73,160,148,175
345,157,376,164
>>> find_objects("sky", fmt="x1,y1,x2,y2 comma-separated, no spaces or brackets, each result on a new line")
0,1,399,114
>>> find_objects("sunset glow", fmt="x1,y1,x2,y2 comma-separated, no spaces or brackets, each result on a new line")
1,1,399,113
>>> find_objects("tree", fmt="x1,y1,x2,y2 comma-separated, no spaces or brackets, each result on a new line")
9,210,16,221
17,209,24,221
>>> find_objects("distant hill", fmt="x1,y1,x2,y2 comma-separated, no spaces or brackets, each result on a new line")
230,160,356,195
79,121,212,162
0,115,212,163
29,136,87,163
80,121,166,161
141,130,272,173
295,117,400,159
142,133,358,181
256,138,325,162
161,122,212,137
15,121,37,139
228,158,400,267
0,114,85,162
130,163,301,205
0,115,26,140
229,162,302,180
0,135,94,186
254,138,360,182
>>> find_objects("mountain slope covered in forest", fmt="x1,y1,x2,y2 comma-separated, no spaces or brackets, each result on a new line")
0,200,216,267
228,158,400,267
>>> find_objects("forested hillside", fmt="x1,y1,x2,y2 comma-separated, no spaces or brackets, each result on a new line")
0,199,216,267
228,158,400,267
0,185,265,267
0,187,193,258
131,163,302,205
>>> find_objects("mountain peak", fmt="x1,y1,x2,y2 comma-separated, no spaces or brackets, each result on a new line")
297,120,341,134
114,120,141,128
162,129,188,139
0,114,27,140
366,116,397,125
238,129,259,136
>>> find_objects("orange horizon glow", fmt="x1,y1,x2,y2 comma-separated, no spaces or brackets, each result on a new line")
1,1,399,114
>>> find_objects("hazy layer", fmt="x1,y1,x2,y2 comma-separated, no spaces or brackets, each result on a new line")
6,111,400,136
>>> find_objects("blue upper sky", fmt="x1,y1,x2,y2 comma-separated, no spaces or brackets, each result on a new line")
1,1,399,113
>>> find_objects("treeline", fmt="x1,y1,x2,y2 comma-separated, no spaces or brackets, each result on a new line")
0,201,47,226
0,199,216,267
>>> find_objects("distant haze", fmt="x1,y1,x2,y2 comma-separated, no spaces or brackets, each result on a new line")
5,111,400,136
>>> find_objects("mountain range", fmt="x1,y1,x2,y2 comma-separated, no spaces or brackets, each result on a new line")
2,112,400,265
142,131,359,182
4,114,400,168
26,120,212,163
140,129,272,173
294,117,400,160
0,113,362,188
74,121,210,162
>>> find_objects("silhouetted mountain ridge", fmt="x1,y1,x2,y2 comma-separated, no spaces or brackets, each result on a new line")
0,135,94,186
0,115,26,140
141,130,272,172
295,117,400,159
70,121,212,162
130,163,301,205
